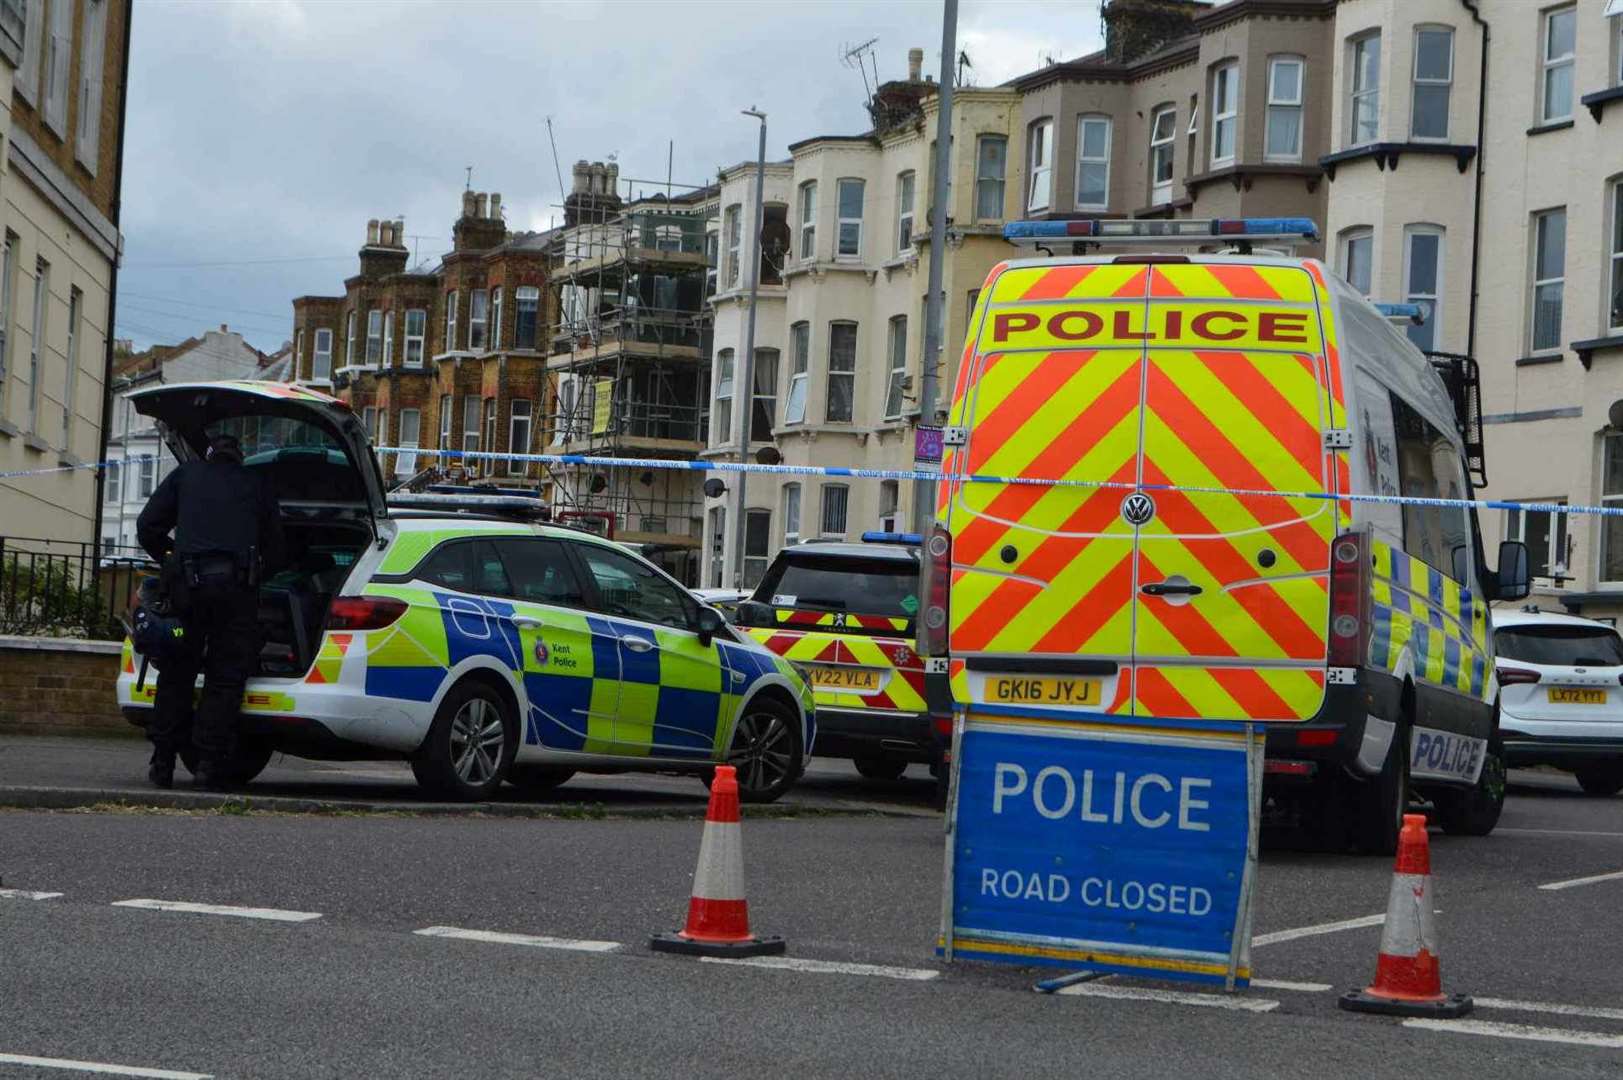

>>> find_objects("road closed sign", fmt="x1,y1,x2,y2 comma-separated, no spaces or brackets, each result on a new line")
939,717,1261,988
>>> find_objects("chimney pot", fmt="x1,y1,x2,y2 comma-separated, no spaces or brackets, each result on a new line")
220,324,227,333
380,221,393,245
908,47,924,82
489,193,502,219
572,160,590,193
462,190,477,218
367,219,380,244
475,193,488,218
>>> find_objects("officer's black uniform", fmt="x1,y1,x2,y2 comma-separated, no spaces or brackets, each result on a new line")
136,435,285,789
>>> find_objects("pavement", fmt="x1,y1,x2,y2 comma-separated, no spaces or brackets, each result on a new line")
2,739,1622,1078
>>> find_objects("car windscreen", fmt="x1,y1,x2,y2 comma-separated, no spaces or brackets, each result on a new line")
762,556,920,619
1495,624,1623,667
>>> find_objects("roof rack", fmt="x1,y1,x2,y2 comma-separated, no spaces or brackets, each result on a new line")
1004,217,1320,250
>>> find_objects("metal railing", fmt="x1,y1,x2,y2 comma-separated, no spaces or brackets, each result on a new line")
0,536,155,640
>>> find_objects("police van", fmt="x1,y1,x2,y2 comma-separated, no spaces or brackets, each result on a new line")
917,218,1530,853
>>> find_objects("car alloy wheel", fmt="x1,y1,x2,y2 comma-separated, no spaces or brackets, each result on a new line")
449,696,507,786
728,706,795,798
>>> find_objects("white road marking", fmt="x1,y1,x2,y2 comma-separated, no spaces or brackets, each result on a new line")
1404,1018,1623,1049
1477,997,1623,1022
413,926,620,953
699,956,939,981
0,888,64,900
1054,983,1278,1013
1538,869,1623,892
1499,827,1623,839
110,899,321,923
1251,913,1385,947
1249,978,1334,993
0,1051,212,1078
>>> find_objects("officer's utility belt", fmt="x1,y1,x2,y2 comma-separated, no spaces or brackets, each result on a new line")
183,552,249,588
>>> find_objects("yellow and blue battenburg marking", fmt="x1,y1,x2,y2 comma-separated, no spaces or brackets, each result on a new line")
1368,539,1488,700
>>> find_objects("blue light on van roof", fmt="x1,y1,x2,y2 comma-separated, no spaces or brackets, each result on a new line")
1003,218,1320,242
861,531,923,546
1374,303,1426,324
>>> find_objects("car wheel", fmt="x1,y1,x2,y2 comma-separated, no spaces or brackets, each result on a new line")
507,765,576,795
713,697,802,804
1431,737,1506,836
411,680,516,801
854,756,908,781
1573,760,1623,796
1352,724,1409,855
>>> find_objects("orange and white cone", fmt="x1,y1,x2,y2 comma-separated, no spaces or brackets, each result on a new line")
650,764,785,957
1339,814,1472,1017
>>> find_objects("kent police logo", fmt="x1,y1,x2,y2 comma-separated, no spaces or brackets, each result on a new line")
1121,491,1156,526
533,638,549,665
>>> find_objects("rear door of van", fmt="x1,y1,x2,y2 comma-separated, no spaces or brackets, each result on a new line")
941,258,1339,724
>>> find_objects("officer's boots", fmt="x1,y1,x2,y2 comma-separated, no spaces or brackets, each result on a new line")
147,748,175,790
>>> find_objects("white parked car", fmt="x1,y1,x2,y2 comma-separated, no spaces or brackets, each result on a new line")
1493,608,1623,796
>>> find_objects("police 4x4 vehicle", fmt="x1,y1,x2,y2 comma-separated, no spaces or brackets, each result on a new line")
115,382,815,802
736,533,938,782
919,219,1531,853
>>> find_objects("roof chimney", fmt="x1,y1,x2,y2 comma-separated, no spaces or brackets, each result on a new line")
605,161,619,195
489,193,501,219
380,221,393,246
572,160,591,193
220,324,228,333
462,190,477,218
367,219,380,244
475,192,488,218
908,47,924,82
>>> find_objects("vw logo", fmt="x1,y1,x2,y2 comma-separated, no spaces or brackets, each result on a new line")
1121,491,1156,526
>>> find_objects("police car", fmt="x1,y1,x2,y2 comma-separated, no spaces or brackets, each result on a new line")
115,381,815,802
1493,608,1623,796
736,533,939,782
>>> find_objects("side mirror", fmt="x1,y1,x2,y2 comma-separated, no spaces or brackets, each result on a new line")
695,604,724,646
1495,540,1531,601
736,599,773,627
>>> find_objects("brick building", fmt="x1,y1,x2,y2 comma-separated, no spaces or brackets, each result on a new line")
288,192,556,492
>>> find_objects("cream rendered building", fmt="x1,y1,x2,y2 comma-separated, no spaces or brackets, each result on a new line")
703,56,1021,588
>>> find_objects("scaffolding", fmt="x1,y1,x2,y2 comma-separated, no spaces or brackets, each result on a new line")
543,196,716,584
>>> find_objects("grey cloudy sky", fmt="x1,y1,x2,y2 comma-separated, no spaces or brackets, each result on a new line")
115,0,1104,354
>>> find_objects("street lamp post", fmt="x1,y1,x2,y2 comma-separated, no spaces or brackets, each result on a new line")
914,0,957,536
733,107,767,591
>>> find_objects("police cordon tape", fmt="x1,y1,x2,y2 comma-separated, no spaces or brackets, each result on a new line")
3,444,1613,521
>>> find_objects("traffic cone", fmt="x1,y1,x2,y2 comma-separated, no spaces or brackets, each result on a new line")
1339,814,1472,1017
649,764,785,957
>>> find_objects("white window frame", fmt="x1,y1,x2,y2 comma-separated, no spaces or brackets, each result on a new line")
1402,225,1445,353
820,483,849,539
1075,115,1111,210
17,0,42,106
750,347,778,443
1350,32,1381,147
785,322,809,425
76,0,107,173
826,321,856,423
0,234,11,410
743,508,772,589
725,203,742,287
62,286,79,450
1339,227,1374,296
515,286,540,349
27,257,47,434
554,379,576,444
798,181,817,261
139,454,156,499
878,480,900,533
836,178,864,260
1411,26,1453,141
1610,179,1623,333
294,329,304,382
1542,5,1576,124
489,287,502,350
708,506,726,588
361,406,377,442
104,461,120,503
42,0,71,135
312,328,333,381
507,399,531,477
1531,207,1567,354
345,310,356,367
404,309,426,367
438,394,452,450
444,290,459,352
395,409,421,479
896,170,915,253
1615,4,1623,87
884,314,908,420
1149,105,1176,205
1506,499,1570,581
1210,62,1239,166
484,398,496,469
1027,118,1053,212
365,309,382,364
469,288,489,351
1265,56,1305,162
783,483,801,545
1603,434,1623,584
714,347,734,447
462,396,482,476
975,134,1007,221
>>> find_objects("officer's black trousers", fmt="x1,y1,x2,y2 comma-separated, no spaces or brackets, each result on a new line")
149,582,259,766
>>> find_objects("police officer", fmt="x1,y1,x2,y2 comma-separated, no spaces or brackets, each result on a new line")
136,433,285,790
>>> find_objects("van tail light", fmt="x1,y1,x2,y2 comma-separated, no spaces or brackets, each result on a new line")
325,596,408,631
1496,667,1542,686
1327,530,1371,668
918,523,953,658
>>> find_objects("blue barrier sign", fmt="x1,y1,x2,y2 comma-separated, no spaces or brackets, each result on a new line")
939,716,1260,988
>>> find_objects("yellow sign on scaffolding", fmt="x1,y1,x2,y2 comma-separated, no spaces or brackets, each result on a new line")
591,378,614,435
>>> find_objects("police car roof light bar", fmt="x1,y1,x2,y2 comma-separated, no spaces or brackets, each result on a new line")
1003,217,1320,245
1373,302,1426,326
860,531,924,546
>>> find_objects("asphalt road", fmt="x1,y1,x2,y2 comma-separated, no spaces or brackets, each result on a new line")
2,766,1621,1078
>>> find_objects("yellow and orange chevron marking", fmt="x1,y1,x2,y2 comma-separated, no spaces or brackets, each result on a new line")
305,632,354,685
749,627,926,716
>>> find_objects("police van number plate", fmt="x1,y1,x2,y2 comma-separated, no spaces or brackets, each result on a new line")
1548,687,1606,704
989,677,1101,707
808,666,882,691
